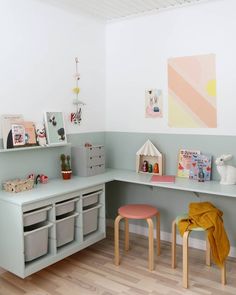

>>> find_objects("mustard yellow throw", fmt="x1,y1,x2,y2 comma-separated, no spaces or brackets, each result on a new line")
178,202,230,267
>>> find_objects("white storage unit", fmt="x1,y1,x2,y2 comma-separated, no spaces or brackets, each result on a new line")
72,145,105,176
0,182,105,278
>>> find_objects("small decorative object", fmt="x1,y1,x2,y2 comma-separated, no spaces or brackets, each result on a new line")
198,168,205,182
153,163,159,174
215,154,236,185
148,164,153,173
28,173,35,180
136,140,163,175
70,57,86,125
84,142,92,147
142,160,148,172
145,89,163,118
35,122,47,146
60,154,72,180
3,178,34,193
44,112,67,145
35,174,48,184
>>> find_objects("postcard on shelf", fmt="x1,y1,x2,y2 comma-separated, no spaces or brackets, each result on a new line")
21,121,37,146
177,149,200,178
151,175,175,183
189,153,212,181
44,112,67,145
1,114,24,149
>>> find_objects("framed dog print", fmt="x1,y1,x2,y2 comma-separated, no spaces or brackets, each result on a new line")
44,112,67,145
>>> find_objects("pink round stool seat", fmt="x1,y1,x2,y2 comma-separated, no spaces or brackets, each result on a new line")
118,204,158,220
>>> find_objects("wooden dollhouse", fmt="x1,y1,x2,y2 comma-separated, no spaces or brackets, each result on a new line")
136,140,163,175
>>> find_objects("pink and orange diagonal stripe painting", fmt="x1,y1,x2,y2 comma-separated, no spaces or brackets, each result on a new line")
168,54,217,128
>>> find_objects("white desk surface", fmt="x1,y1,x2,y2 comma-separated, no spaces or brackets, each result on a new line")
1,169,236,206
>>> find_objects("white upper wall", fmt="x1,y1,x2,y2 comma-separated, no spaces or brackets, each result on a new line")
106,0,236,135
0,0,106,136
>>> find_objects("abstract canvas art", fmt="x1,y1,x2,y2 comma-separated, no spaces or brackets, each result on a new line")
168,54,217,128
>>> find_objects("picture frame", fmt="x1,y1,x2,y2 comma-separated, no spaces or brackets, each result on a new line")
44,112,67,145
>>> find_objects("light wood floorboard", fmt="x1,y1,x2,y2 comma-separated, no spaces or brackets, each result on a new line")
0,228,236,295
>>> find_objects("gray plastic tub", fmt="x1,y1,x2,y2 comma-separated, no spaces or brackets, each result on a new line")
56,198,79,217
24,206,52,227
24,222,53,262
82,191,101,208
56,212,79,247
83,205,101,236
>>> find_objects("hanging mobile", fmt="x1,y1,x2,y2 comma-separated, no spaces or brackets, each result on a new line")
70,57,86,125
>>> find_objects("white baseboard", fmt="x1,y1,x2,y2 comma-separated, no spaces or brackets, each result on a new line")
106,219,236,258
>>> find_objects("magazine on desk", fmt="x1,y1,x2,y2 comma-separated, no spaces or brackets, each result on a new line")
151,175,176,183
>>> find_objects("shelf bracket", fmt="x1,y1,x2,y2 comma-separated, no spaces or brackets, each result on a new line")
193,192,200,198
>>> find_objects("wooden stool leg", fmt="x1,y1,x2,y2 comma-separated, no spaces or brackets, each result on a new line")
205,232,211,266
221,262,226,285
114,215,123,266
183,231,190,289
171,220,177,268
124,218,129,251
146,218,154,271
156,212,161,256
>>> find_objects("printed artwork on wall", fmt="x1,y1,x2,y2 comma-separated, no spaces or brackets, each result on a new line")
145,89,163,118
168,54,217,128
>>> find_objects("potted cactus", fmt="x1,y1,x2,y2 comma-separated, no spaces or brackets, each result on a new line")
60,154,72,180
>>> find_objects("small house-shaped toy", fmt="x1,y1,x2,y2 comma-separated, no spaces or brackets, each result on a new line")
136,140,163,175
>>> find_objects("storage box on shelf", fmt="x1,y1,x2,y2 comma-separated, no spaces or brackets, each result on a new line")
82,190,103,236
0,183,105,278
72,145,105,176
55,198,79,247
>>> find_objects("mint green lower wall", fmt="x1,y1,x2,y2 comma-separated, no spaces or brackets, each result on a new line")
105,132,236,247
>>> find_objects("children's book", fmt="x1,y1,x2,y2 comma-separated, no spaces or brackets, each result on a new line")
20,121,37,146
11,124,25,147
1,114,24,149
189,154,212,181
151,175,175,183
177,149,200,178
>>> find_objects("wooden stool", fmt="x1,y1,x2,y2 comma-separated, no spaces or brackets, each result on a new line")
114,204,160,271
172,214,226,288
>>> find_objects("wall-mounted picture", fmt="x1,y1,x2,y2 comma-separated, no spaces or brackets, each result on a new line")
44,112,67,145
145,89,163,118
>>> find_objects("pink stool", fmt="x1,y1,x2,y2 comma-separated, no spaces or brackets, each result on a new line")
114,204,160,271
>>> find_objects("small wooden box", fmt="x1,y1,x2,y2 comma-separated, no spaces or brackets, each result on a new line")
3,178,34,193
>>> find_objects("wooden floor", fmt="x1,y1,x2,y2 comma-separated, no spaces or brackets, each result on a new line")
0,228,236,295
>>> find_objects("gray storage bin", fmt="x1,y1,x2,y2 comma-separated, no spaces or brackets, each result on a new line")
56,213,79,247
83,205,101,236
82,191,101,208
24,206,52,227
55,198,79,217
87,165,105,177
24,222,53,262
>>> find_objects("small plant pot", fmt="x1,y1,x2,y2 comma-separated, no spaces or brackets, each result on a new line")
61,170,72,180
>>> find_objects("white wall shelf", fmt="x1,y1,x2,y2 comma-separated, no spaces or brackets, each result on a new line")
0,143,71,153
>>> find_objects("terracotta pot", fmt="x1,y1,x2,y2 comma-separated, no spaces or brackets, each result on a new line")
61,170,72,180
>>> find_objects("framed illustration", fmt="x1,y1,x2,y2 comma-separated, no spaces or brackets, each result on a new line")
44,112,67,145
145,89,163,118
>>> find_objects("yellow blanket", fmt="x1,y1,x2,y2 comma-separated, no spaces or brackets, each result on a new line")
178,202,230,267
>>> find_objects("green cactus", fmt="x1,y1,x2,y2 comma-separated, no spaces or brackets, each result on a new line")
60,154,71,171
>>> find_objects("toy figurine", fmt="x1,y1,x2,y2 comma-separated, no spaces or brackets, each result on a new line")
198,168,205,182
142,160,149,172
153,163,159,174
148,164,153,173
